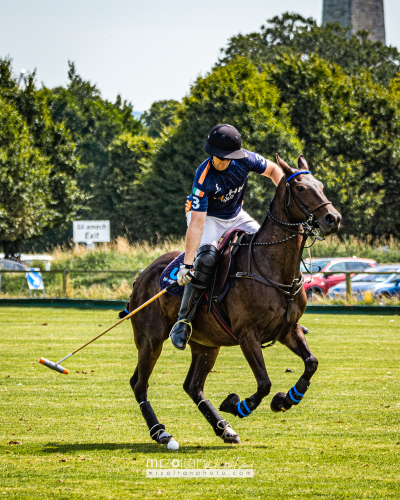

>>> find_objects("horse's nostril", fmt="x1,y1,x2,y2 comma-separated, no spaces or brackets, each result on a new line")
325,213,336,226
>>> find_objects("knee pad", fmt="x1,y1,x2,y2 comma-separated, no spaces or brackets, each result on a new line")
192,245,219,289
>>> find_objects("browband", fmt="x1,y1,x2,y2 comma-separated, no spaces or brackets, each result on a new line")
286,170,312,183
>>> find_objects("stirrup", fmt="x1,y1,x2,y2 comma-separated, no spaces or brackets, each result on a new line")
169,319,193,342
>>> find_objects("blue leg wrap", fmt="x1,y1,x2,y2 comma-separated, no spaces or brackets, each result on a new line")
237,400,252,418
288,388,303,404
285,377,310,408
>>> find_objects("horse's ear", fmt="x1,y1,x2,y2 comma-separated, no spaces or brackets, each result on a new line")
298,154,309,171
275,153,293,177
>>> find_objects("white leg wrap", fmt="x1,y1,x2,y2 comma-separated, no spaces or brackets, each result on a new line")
158,431,172,441
222,426,238,439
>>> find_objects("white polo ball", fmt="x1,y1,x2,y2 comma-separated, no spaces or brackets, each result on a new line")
167,439,179,450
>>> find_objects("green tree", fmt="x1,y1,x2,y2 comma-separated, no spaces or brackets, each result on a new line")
142,99,181,138
130,55,400,240
45,62,143,218
0,57,84,256
219,13,400,85
0,96,50,254
269,55,400,237
130,58,301,240
94,133,160,238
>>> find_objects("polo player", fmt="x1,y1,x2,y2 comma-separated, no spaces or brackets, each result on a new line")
170,124,284,350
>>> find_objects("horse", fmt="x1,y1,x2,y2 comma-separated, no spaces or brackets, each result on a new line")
128,154,341,444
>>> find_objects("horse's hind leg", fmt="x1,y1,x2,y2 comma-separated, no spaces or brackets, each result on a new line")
130,336,174,445
270,323,318,413
183,342,240,444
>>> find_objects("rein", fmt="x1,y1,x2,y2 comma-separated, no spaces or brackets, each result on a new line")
229,170,326,348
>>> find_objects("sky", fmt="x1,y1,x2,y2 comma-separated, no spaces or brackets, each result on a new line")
2,0,399,112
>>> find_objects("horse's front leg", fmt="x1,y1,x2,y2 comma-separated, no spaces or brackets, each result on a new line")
270,322,318,413
220,330,271,419
184,342,240,444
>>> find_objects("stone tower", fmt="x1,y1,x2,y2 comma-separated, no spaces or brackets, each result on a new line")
322,0,386,44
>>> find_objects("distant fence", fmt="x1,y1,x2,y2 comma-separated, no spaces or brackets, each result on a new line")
0,269,397,300
0,269,142,297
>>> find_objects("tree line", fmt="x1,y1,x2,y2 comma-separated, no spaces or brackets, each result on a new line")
1,13,400,255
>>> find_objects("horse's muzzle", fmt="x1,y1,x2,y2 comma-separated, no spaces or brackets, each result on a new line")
316,210,341,236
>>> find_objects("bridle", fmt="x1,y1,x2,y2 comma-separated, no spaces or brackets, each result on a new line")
230,170,332,348
284,170,332,224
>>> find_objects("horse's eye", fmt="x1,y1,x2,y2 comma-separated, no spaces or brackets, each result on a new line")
296,185,305,192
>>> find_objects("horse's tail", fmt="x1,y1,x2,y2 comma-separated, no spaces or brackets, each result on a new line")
118,281,136,319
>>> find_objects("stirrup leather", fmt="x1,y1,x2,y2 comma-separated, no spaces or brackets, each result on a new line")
169,319,193,342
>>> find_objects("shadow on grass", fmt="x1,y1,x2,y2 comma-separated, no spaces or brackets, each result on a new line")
41,442,252,454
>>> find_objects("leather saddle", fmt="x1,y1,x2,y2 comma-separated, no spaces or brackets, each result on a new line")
206,229,247,310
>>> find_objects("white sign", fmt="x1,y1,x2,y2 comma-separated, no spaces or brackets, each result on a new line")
73,221,110,243
26,270,44,290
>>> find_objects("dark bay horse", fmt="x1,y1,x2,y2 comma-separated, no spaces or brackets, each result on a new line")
129,155,341,445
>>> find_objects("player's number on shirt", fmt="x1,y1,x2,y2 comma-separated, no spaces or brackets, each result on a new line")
192,196,200,209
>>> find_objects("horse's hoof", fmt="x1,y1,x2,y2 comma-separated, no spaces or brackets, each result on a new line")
223,434,241,444
158,431,173,444
222,426,241,444
219,393,240,416
270,392,288,413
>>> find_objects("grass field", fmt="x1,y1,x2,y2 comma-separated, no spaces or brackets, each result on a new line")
0,308,399,499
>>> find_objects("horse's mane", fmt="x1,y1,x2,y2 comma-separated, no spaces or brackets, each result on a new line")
256,169,296,235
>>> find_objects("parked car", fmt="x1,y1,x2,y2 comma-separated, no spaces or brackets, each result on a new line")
301,257,377,300
0,254,53,270
328,264,400,300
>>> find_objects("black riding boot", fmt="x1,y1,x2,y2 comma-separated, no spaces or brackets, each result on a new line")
169,282,204,350
170,245,219,351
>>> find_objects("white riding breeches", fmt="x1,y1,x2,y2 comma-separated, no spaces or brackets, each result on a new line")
186,210,260,247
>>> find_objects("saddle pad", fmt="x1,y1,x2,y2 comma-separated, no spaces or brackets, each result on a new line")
159,252,185,298
159,252,208,306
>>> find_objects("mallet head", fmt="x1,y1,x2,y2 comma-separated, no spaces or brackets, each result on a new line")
39,358,69,374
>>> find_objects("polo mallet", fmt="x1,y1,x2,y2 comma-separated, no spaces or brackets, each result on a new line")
39,281,178,374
